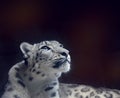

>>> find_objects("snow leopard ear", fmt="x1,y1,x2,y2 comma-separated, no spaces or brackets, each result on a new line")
20,42,33,55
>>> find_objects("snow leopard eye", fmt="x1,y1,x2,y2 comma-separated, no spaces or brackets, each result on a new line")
41,46,51,50
60,44,63,47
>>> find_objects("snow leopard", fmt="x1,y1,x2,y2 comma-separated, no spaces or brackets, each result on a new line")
1,40,120,98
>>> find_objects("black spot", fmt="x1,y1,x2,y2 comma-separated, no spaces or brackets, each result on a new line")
36,53,39,57
104,92,113,98
45,87,53,91
80,95,83,98
39,58,43,60
32,64,35,68
67,90,72,96
17,80,25,88
75,93,79,97
95,96,100,98
86,96,88,98
29,77,33,81
16,73,22,80
74,89,78,92
81,87,90,92
13,95,20,98
96,89,103,94
7,87,13,91
51,92,56,97
24,57,28,66
41,74,45,77
32,69,36,72
35,53,39,61
14,67,20,71
52,82,57,85
90,92,95,96
36,71,41,74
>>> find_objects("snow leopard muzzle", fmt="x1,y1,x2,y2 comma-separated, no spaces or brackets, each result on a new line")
53,58,69,68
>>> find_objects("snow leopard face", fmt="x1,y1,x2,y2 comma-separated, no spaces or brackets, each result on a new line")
20,41,71,78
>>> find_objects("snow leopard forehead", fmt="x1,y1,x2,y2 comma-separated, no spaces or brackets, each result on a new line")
20,40,66,56
36,40,63,48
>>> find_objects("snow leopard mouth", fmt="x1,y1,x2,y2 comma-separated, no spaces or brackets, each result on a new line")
53,58,70,68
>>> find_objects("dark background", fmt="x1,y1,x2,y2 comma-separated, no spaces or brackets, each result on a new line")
0,1,120,96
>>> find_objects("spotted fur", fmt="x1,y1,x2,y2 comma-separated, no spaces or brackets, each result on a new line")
2,41,120,98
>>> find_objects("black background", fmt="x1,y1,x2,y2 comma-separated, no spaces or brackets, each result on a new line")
0,1,120,96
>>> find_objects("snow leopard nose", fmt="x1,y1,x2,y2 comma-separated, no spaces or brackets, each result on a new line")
60,52,68,57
